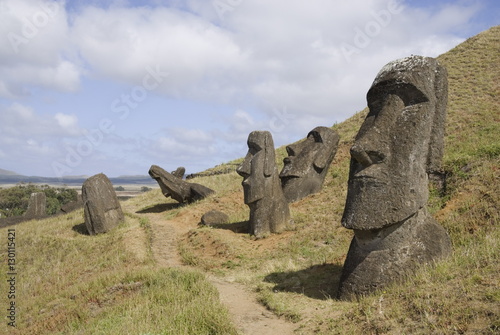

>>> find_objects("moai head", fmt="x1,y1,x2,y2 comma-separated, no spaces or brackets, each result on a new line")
280,126,339,202
342,56,448,230
237,131,277,204
82,173,124,235
237,130,290,237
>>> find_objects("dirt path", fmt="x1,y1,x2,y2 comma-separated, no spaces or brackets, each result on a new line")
209,276,296,335
132,207,297,335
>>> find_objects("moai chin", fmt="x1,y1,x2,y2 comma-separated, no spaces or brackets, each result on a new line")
337,56,452,300
237,131,290,238
280,126,339,203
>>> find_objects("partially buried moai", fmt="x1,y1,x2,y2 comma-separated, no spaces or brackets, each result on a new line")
237,131,290,238
280,126,339,203
337,56,452,300
82,173,124,235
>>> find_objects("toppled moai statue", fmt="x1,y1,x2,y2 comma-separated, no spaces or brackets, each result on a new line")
280,126,339,202
82,173,124,235
162,167,185,198
337,56,452,300
237,131,290,238
171,167,185,178
24,192,46,218
149,165,214,203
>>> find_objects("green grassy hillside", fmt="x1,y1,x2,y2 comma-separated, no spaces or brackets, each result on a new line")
1,26,498,334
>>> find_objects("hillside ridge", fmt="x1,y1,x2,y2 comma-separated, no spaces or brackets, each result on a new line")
0,25,498,335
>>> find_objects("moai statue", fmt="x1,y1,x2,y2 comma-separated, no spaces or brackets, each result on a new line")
149,165,214,203
337,56,452,300
280,126,340,202
237,131,291,238
171,167,186,179
162,167,185,198
82,173,124,235
24,192,46,218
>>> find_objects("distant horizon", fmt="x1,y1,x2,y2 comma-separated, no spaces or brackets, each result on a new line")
0,166,215,180
1,1,499,177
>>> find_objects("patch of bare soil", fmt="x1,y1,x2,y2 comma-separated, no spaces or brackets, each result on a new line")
210,276,296,335
124,198,298,334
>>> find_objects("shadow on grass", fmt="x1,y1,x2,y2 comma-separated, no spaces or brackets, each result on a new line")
136,202,183,213
72,222,90,235
264,263,344,300
209,221,249,234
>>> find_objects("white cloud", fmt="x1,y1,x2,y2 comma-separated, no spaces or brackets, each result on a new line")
55,112,81,135
0,0,81,97
0,0,489,176
0,103,83,137
145,127,218,169
71,5,244,92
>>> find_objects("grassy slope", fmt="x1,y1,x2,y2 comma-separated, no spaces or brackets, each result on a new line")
179,25,500,334
0,211,238,335
0,26,498,335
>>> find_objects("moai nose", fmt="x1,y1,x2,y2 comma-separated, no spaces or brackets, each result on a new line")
350,143,373,167
236,154,251,178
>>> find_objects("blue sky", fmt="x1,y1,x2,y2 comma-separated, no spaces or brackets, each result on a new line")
0,0,498,177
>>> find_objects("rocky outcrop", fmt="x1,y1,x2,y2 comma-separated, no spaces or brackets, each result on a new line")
200,210,230,226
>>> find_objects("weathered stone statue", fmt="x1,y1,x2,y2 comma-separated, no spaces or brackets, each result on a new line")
82,173,124,235
337,56,452,300
149,165,214,203
171,167,185,179
161,167,186,198
237,131,290,238
280,126,339,202
24,192,46,218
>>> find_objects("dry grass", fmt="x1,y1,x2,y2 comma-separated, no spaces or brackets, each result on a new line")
0,25,498,334
175,25,500,334
0,208,237,335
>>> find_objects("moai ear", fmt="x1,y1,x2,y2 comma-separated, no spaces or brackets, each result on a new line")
313,152,329,170
263,132,275,177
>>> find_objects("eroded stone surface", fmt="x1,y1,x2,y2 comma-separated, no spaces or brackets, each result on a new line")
200,210,229,226
280,126,339,202
338,56,451,299
237,131,290,238
82,173,124,235
149,165,214,203
24,192,46,218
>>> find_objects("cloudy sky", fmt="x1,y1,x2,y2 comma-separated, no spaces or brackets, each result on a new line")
0,0,498,177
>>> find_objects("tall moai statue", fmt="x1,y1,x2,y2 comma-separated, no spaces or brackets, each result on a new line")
280,126,340,202
337,56,452,300
237,131,290,238
82,173,125,235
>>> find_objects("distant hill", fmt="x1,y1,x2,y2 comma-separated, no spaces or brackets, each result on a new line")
0,173,157,186
0,168,19,176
